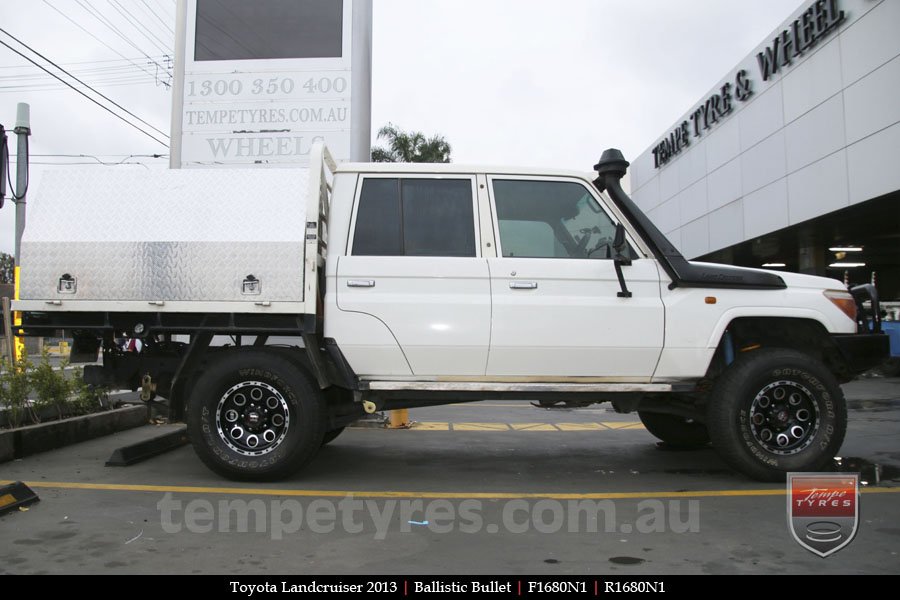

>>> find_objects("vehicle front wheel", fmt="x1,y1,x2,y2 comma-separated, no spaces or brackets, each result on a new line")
707,348,846,481
186,350,326,481
638,411,709,448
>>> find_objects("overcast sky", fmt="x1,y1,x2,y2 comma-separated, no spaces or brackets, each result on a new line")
0,0,804,254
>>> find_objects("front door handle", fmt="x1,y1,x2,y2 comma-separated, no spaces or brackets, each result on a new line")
347,279,375,288
509,281,538,290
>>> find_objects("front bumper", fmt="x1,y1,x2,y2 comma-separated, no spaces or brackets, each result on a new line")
832,333,890,374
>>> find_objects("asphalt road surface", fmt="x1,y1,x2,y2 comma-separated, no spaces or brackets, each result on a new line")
1,377,898,575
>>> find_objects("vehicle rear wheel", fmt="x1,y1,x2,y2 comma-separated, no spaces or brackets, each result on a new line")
707,348,846,482
186,350,326,481
321,426,345,446
638,411,709,448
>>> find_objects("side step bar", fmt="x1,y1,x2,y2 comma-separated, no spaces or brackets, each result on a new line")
364,382,673,393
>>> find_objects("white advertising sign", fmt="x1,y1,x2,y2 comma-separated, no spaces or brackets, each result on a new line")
180,131,352,165
171,0,370,168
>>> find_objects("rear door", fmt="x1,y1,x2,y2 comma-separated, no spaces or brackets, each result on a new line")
486,176,664,379
336,175,490,376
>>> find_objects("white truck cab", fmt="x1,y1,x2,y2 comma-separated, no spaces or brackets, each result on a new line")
14,145,889,481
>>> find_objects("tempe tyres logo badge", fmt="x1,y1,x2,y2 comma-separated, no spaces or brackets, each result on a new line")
787,473,859,557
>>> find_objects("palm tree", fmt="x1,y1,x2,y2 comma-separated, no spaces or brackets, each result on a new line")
371,123,452,163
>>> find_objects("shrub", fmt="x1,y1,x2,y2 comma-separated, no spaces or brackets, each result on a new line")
1,348,110,428
67,366,110,416
0,352,34,427
30,349,72,421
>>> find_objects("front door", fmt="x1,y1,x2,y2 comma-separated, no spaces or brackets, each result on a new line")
485,176,664,379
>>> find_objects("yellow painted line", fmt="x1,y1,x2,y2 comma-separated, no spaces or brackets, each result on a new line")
2,480,898,501
556,423,607,431
452,422,511,431
510,423,559,431
409,421,450,430
602,422,646,430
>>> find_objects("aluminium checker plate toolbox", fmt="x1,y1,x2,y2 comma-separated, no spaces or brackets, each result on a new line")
17,168,309,313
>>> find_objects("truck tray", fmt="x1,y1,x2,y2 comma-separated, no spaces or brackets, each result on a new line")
18,168,309,313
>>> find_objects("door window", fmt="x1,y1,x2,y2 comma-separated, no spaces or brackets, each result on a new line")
492,179,633,259
352,178,476,257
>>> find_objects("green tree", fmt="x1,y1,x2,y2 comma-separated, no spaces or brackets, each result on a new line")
0,252,13,284
371,123,452,163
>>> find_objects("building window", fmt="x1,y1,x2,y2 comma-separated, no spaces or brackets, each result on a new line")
352,178,476,257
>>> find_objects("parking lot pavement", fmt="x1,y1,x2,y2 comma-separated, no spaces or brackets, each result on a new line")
1,379,898,575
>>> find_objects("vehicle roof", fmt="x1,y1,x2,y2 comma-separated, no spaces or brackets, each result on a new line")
336,161,596,180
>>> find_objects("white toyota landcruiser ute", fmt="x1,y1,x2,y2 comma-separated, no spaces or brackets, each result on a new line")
14,145,889,481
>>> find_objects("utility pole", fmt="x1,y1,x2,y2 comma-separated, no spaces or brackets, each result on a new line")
13,103,29,267
13,102,30,363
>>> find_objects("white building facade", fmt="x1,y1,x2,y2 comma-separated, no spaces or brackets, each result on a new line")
631,0,900,300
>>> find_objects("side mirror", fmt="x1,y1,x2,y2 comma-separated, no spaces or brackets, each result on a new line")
612,222,632,299
613,222,626,253
613,223,631,265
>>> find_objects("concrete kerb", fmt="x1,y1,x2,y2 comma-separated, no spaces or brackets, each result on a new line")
0,404,147,463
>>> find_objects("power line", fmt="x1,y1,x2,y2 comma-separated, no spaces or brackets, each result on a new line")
0,37,168,147
0,54,168,69
0,80,166,94
2,76,152,86
42,0,166,86
0,27,169,140
0,63,165,82
139,0,175,36
1,74,153,85
0,64,162,83
0,78,159,92
75,0,170,76
108,0,172,56
130,0,176,44
34,153,168,158
112,0,173,49
0,79,170,94
31,160,151,169
31,152,164,166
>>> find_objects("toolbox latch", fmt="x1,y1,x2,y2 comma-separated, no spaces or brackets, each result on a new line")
242,275,261,295
57,274,76,294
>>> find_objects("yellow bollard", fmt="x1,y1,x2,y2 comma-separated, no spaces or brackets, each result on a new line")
389,408,409,429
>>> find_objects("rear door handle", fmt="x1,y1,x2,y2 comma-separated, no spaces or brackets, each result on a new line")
347,279,375,288
509,281,538,290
